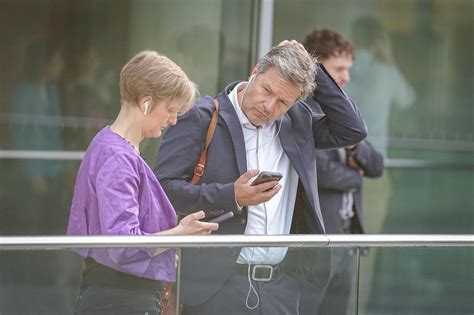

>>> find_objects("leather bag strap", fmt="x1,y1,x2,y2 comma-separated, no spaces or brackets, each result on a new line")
160,100,219,314
159,281,174,313
191,98,219,184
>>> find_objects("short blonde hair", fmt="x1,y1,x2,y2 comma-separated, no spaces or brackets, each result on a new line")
119,50,197,114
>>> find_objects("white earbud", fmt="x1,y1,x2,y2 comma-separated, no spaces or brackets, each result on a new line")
249,75,255,83
144,101,150,116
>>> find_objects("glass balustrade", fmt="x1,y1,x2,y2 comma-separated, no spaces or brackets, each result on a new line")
1,236,472,314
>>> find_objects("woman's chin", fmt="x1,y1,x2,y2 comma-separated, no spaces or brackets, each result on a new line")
146,130,162,139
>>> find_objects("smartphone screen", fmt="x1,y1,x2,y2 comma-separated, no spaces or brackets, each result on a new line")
251,171,283,186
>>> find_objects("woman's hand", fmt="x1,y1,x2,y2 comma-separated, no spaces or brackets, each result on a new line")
176,211,219,235
154,211,218,238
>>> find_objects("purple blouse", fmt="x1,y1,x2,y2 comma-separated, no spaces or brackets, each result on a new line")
67,127,177,282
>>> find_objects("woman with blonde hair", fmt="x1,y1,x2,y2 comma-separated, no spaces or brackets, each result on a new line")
67,50,218,314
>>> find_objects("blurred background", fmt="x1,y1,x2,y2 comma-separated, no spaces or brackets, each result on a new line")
0,0,472,314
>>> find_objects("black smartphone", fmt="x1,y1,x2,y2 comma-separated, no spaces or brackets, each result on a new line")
251,171,283,186
208,211,234,223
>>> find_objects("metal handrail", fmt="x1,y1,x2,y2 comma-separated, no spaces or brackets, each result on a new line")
0,234,472,250
0,150,84,160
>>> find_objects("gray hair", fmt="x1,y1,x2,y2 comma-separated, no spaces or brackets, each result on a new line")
256,40,316,100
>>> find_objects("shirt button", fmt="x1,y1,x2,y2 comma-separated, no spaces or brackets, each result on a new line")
240,219,247,225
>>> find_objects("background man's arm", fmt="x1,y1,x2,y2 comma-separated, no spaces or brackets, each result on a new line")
349,140,384,178
316,151,362,191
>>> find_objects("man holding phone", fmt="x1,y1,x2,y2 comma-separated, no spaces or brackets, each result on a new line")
251,171,283,186
154,40,367,314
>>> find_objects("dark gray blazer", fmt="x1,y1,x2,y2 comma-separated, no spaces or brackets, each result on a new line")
154,64,367,305
315,140,384,234
307,96,384,234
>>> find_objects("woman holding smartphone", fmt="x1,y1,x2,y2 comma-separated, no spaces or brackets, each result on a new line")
67,50,218,314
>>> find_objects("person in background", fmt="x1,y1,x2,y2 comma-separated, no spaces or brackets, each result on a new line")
67,50,218,314
9,38,65,233
66,41,113,120
346,16,416,158
302,29,384,314
344,16,416,313
63,40,116,151
154,40,367,314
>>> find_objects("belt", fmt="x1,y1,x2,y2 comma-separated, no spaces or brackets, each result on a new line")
233,263,281,282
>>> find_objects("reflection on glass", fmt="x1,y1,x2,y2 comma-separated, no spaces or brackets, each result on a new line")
346,16,416,158
10,38,65,178
360,247,474,315
0,0,254,236
1,246,472,314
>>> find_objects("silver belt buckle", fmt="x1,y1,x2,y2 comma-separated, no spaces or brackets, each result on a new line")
251,264,273,282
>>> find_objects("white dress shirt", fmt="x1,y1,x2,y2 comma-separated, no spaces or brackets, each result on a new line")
228,82,299,265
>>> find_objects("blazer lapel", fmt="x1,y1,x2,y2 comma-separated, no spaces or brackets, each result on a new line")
278,115,311,197
216,87,247,175
279,114,325,232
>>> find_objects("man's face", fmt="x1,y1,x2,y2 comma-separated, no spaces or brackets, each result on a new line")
239,67,300,127
322,52,353,88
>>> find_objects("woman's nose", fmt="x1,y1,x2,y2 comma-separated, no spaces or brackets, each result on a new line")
169,113,178,125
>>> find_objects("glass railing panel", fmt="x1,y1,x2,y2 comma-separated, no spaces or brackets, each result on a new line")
0,250,83,314
293,247,359,315
1,237,472,314
0,245,353,314
358,246,474,315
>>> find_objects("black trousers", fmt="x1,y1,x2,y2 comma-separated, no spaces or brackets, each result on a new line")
300,249,356,315
182,272,300,315
75,258,163,315
75,284,162,315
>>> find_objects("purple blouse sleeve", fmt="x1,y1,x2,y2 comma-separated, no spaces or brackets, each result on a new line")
95,153,161,271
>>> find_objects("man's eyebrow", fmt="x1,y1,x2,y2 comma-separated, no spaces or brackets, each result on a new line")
279,96,295,107
262,80,295,106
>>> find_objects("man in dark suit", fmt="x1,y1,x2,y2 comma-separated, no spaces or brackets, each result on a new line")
154,40,367,314
302,29,384,314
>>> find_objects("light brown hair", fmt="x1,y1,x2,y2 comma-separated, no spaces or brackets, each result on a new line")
119,50,197,114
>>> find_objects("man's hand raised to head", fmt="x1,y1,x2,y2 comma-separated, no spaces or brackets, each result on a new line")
234,169,282,207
